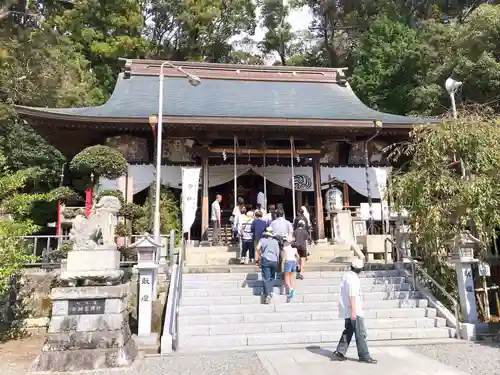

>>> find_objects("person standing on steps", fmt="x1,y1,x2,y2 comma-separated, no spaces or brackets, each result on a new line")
251,210,267,252
282,236,298,299
293,220,309,280
332,258,378,364
255,227,280,304
211,194,222,245
239,211,255,264
231,197,245,239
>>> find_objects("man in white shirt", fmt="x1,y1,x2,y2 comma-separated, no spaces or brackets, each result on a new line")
332,258,377,364
211,194,222,245
257,190,265,209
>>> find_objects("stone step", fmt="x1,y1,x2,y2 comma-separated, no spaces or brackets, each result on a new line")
182,283,413,297
178,327,456,350
184,263,396,274
182,276,407,289
178,337,463,353
182,269,403,281
180,317,447,336
179,307,437,325
181,291,422,306
179,299,428,315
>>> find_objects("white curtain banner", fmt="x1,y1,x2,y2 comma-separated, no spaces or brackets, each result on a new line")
100,164,392,198
181,167,201,234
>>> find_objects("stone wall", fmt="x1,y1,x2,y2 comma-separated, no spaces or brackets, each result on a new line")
1,267,170,335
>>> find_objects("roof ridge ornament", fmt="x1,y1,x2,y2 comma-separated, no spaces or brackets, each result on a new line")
336,68,347,86
120,58,133,79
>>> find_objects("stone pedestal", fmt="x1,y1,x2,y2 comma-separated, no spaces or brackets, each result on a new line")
357,234,393,263
331,211,354,244
32,284,138,372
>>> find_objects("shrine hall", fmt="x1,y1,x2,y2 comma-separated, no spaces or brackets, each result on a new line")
14,59,435,242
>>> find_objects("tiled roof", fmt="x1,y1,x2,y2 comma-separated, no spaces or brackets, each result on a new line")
15,61,437,126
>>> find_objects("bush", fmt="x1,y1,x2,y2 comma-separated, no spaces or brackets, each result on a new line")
119,202,143,220
62,207,85,219
95,189,125,206
69,145,128,181
132,185,181,244
115,222,132,237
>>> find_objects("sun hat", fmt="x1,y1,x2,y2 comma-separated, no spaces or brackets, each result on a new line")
351,258,364,269
263,227,275,237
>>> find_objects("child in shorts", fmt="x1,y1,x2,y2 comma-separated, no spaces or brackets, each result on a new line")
282,237,299,298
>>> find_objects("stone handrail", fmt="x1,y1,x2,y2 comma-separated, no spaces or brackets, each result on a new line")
385,237,462,340
161,230,184,353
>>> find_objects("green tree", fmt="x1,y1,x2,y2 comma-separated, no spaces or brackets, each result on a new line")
49,0,151,95
144,0,257,62
258,0,294,65
229,37,264,65
0,152,40,294
389,112,500,300
350,16,427,115
133,186,181,243
69,145,128,189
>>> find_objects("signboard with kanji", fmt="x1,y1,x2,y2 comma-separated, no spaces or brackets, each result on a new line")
68,299,106,315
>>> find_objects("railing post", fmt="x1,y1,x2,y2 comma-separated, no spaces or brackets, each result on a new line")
169,229,175,267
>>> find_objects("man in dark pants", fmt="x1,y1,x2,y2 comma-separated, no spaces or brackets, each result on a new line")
332,258,377,364
255,227,280,304
211,194,222,245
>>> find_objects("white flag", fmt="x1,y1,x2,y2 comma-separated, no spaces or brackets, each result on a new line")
181,167,201,234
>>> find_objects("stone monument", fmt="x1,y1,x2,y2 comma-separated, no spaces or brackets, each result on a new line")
31,196,138,372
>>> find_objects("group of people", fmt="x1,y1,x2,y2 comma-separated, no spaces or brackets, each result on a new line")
232,200,311,278
212,194,377,364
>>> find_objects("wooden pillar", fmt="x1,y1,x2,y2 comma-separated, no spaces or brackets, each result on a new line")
201,156,209,241
312,157,325,240
296,191,303,209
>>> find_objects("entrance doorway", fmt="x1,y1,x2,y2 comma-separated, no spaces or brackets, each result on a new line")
209,170,314,220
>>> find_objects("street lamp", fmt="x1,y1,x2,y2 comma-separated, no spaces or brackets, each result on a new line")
445,77,465,178
445,77,462,119
153,62,201,244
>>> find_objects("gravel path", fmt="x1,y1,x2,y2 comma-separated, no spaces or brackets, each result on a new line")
0,346,269,375
136,352,269,375
406,342,500,375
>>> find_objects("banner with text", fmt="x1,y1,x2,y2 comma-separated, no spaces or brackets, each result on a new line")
181,167,201,234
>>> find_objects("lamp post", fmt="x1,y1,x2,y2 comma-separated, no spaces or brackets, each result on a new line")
445,77,465,178
445,77,462,120
153,62,201,244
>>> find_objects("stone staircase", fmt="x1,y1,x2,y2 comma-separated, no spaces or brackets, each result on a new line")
177,269,456,351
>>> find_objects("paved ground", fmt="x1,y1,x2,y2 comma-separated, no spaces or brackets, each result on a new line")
1,334,498,375
256,345,470,375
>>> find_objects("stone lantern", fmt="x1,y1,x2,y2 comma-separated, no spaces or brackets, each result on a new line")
449,231,480,340
129,234,162,346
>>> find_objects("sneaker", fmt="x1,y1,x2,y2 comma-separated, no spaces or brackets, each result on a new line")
244,257,249,265
240,258,245,264
265,295,272,304
289,289,295,298
250,258,255,264
359,358,378,364
332,351,347,361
